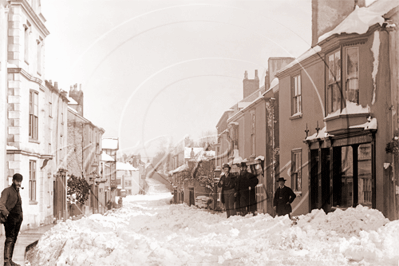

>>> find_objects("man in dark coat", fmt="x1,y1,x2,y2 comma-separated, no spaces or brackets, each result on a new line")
217,164,237,218
235,162,258,216
273,177,296,217
0,173,23,266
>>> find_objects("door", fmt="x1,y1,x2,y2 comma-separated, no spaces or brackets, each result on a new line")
321,149,330,212
310,149,319,210
189,188,194,206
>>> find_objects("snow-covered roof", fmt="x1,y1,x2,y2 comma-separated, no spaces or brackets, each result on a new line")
270,78,279,88
276,46,322,75
238,102,251,110
102,138,118,150
116,162,138,171
184,147,203,159
319,5,385,43
101,152,114,162
67,97,78,105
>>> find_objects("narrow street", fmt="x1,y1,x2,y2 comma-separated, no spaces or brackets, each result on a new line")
27,178,399,266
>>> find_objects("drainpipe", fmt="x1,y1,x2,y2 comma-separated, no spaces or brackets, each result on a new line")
270,98,276,201
388,24,398,220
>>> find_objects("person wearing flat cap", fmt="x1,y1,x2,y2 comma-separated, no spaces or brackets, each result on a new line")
0,173,23,266
235,162,258,216
217,164,237,218
273,177,296,218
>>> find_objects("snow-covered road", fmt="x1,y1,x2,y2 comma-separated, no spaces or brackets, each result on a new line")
28,178,399,265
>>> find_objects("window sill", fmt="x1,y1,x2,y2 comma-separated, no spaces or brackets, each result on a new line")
29,139,40,144
290,113,303,120
29,200,38,205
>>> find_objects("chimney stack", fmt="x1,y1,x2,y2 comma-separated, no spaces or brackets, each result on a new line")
243,70,259,99
69,83,84,116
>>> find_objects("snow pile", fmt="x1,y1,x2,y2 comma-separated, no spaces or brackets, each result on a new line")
297,206,389,237
28,179,399,266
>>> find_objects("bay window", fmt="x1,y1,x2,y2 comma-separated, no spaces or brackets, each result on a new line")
326,46,360,115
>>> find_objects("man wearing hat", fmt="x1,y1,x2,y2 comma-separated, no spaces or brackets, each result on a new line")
273,177,296,217
217,164,237,218
235,162,258,216
0,173,24,266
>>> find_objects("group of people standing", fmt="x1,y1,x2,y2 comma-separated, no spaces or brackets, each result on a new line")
218,163,297,218
217,162,259,218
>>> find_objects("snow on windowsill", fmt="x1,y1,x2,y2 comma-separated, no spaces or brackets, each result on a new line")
325,101,370,120
290,113,303,120
6,145,18,150
349,117,377,130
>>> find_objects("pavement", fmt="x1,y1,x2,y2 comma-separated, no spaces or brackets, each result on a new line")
0,223,54,265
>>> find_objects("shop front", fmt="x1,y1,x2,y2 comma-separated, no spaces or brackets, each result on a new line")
306,128,376,213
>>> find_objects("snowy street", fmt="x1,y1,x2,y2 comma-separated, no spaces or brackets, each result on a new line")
28,178,399,266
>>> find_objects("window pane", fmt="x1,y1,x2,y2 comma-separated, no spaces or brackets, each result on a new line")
358,144,372,207
328,54,335,83
333,84,341,112
297,96,301,113
335,51,341,81
346,47,359,103
341,146,353,208
297,75,301,95
33,92,38,116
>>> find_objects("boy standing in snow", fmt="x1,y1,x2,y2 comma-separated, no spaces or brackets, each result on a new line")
217,164,237,218
273,177,296,218
0,173,24,266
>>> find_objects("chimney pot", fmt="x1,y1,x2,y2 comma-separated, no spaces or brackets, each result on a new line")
54,82,58,90
244,71,248,79
255,70,258,80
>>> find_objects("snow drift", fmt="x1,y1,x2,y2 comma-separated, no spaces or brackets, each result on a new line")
28,179,399,266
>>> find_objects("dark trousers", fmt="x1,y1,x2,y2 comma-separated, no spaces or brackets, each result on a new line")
223,189,236,218
5,215,22,243
238,195,248,216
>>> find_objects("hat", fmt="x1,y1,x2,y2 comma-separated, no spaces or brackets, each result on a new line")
222,163,231,169
240,162,247,167
13,173,23,182
277,177,286,182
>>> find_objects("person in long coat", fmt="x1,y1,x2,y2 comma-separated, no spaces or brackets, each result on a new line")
235,162,257,216
0,173,23,266
218,164,237,218
273,177,296,217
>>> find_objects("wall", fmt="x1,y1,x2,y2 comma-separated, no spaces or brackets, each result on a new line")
279,58,325,216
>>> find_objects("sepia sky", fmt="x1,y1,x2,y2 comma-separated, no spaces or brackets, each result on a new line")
41,0,314,158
